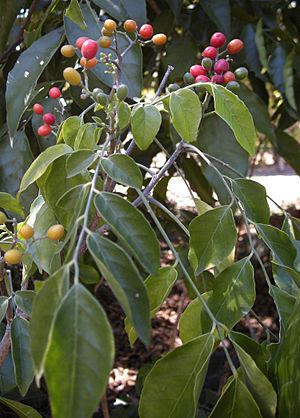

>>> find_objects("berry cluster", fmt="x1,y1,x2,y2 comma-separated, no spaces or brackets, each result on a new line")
170,32,248,93
33,87,61,137
60,19,167,86
0,211,65,265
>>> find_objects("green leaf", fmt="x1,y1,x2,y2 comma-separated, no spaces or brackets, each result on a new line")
208,258,255,330
0,324,17,395
179,292,211,343
270,285,296,334
180,259,255,341
18,144,73,196
91,0,127,21
6,28,64,140
189,206,237,275
0,129,36,213
207,84,256,156
169,89,202,143
14,291,35,316
237,85,276,144
64,5,142,98
79,264,100,284
87,233,151,345
230,331,267,374
0,297,9,322
66,150,96,178
25,196,62,275
201,0,230,36
94,192,160,275
139,334,214,418
117,101,131,130
11,317,34,396
74,123,101,150
55,184,89,230
272,261,300,295
65,0,87,29
131,105,162,151
197,113,248,204
209,377,263,418
256,223,297,268
44,283,114,418
125,266,178,345
284,50,297,111
269,45,286,93
0,396,42,418
101,154,143,188
276,299,300,416
30,266,69,381
232,178,270,223
241,24,262,80
0,192,24,217
230,339,277,418
61,116,82,147
255,19,269,70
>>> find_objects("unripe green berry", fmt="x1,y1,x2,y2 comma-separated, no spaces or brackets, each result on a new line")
117,84,128,101
202,57,213,71
0,211,7,224
92,88,103,101
183,72,195,85
96,92,108,106
167,83,180,92
226,81,240,92
234,67,248,81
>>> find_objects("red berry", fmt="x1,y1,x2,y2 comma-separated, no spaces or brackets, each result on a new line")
227,39,244,54
214,59,229,74
211,74,224,84
37,124,52,137
195,75,210,82
190,65,207,78
203,46,218,59
139,24,153,39
81,39,98,59
210,32,226,48
33,103,44,115
43,113,56,125
49,87,61,99
223,71,236,83
75,36,89,49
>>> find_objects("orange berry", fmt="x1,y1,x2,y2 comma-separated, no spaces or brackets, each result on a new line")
4,249,22,265
80,57,98,69
61,45,76,58
101,27,113,37
98,36,112,48
124,19,137,33
227,39,244,54
63,67,82,86
19,224,34,240
152,33,167,46
47,224,65,241
104,19,117,32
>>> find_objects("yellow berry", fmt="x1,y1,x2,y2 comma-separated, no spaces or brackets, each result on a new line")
0,212,7,224
63,67,82,86
104,19,117,32
47,224,65,241
19,224,34,240
4,249,22,265
61,45,76,58
98,36,112,49
101,27,113,37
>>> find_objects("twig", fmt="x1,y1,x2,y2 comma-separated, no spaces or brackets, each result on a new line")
147,0,162,15
100,394,110,418
155,65,174,97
